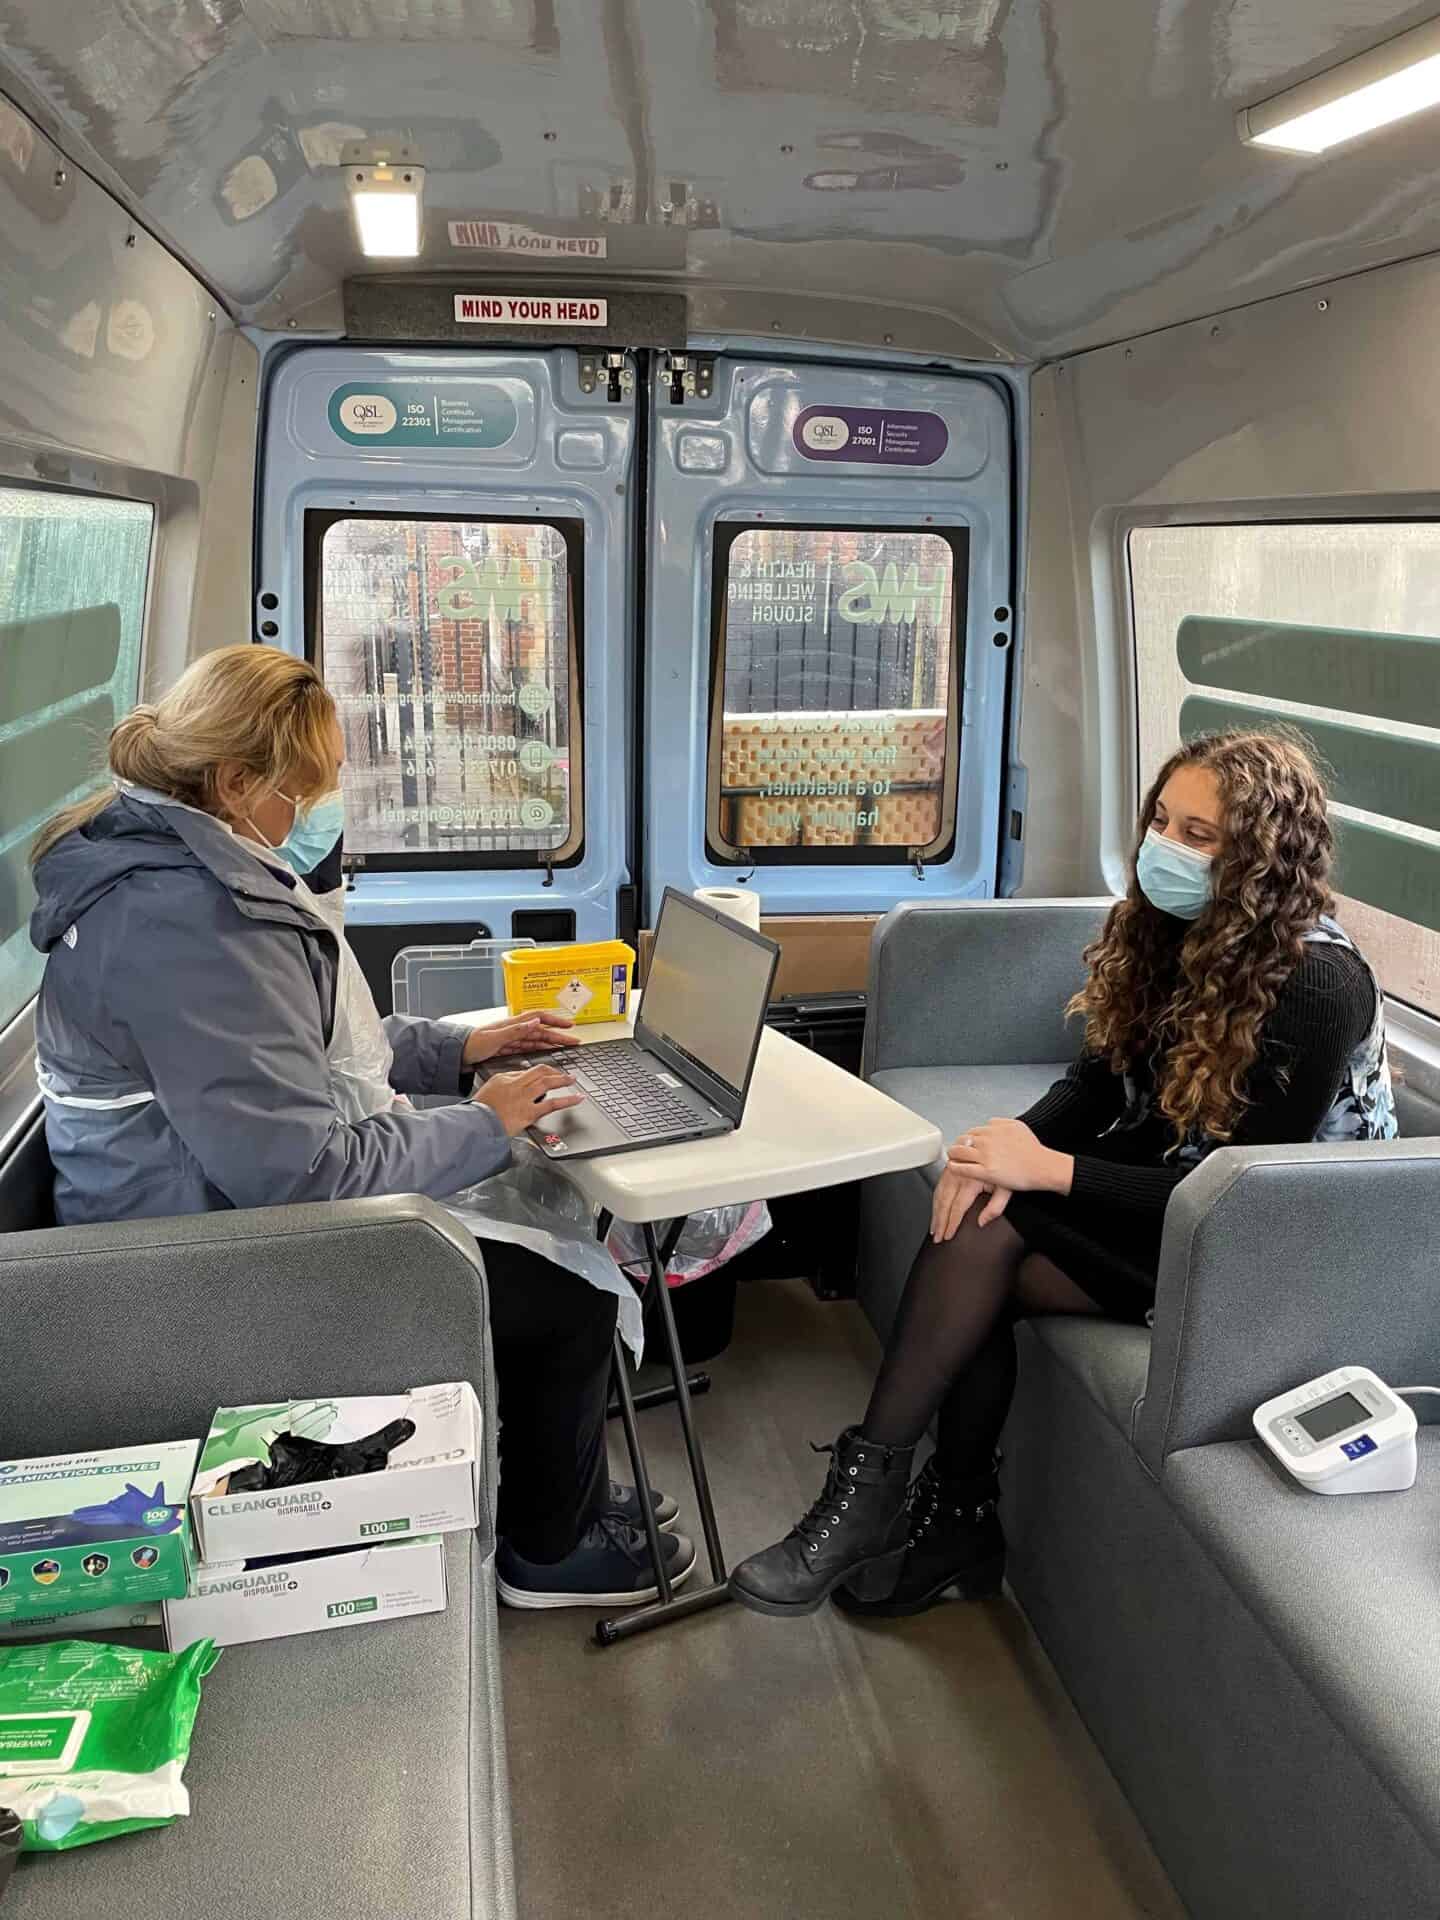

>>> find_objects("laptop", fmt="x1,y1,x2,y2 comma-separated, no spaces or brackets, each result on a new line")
492,887,779,1161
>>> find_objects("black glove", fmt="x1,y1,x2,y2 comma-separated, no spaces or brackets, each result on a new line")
0,1806,20,1903
226,1418,416,1492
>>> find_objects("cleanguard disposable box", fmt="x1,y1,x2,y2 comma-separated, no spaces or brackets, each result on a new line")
164,1536,447,1649
0,1439,199,1626
502,939,634,1025
190,1384,482,1563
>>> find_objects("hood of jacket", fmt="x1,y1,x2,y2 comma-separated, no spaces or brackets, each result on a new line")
29,789,323,954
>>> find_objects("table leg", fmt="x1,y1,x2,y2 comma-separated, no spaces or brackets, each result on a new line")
603,1215,710,1417
594,1217,735,1646
643,1221,727,1581
606,1331,673,1608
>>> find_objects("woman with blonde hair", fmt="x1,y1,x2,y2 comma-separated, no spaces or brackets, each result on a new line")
29,645,694,1609
730,729,1396,1620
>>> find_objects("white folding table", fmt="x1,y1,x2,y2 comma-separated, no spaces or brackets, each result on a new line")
458,1004,942,1644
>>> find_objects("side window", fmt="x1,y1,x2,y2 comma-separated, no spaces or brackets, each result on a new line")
709,524,965,864
0,486,153,1032
312,514,582,867
1130,523,1440,1017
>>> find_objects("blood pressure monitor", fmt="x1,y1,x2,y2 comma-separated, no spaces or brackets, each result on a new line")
1254,1366,1418,1494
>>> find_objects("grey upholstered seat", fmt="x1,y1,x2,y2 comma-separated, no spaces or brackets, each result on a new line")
0,1195,516,1920
857,898,1111,1341
859,900,1440,1917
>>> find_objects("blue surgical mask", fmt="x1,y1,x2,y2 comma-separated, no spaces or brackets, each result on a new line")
271,788,345,875
1136,828,1214,921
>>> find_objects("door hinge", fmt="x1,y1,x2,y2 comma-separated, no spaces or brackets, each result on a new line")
659,351,715,405
579,349,636,403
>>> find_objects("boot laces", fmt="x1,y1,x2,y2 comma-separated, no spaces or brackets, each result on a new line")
792,1442,850,1547
906,1465,995,1545
904,1467,942,1546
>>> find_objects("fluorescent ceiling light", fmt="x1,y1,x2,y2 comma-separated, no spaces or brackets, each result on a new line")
1239,15,1440,154
348,161,425,257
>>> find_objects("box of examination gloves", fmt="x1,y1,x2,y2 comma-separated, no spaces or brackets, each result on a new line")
190,1383,481,1563
0,1603,163,1643
0,1439,199,1626
164,1536,447,1649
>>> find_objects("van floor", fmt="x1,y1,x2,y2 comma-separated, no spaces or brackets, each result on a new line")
500,1277,1185,1920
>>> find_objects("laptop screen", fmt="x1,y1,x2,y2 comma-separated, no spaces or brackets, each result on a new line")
639,891,777,1104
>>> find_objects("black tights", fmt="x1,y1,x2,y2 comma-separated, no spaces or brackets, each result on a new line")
862,1204,1100,1480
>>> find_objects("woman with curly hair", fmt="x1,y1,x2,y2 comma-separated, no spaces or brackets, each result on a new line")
730,729,1396,1620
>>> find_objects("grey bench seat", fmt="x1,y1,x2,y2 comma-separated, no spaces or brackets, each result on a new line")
869,1064,1068,1172
0,1190,516,1920
1167,1429,1440,1857
859,900,1440,1916
858,898,1113,1339
10,1531,509,1919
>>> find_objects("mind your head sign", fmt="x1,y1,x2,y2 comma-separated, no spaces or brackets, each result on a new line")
342,282,684,344
454,293,608,327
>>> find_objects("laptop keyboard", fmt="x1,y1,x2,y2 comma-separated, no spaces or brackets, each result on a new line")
543,1043,702,1138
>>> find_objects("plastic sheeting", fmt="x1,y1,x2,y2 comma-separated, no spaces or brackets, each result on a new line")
609,1200,771,1286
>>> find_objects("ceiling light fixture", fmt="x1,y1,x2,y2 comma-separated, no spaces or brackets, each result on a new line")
1239,15,1440,155
347,152,425,257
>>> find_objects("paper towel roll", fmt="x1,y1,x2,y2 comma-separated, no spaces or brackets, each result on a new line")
694,885,761,932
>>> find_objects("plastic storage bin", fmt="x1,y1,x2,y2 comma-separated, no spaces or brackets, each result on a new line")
392,938,536,1023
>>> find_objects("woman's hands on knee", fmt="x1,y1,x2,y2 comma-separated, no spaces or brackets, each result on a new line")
930,1165,1011,1242
946,1118,1074,1198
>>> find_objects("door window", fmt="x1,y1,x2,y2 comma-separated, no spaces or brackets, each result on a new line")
313,513,582,866
709,523,964,862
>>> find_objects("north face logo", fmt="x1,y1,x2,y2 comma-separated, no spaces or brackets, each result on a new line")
63,925,77,949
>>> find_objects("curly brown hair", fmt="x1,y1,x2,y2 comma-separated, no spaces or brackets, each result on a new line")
1070,729,1335,1145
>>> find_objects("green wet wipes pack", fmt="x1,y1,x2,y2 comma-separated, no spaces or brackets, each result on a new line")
0,1805,18,1896
0,1638,218,1851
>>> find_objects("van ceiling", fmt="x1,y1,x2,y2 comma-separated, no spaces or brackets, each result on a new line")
0,0,1437,361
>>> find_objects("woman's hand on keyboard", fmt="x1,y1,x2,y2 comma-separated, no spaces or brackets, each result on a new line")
462,1010,575,1068
474,1064,585,1136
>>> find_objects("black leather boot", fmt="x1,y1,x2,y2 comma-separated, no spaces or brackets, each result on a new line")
728,1427,915,1617
832,1458,1003,1618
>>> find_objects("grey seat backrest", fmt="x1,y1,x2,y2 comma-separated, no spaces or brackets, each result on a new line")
1138,1137,1440,1475
0,1197,495,1459
1395,1077,1440,1139
863,898,1115,1076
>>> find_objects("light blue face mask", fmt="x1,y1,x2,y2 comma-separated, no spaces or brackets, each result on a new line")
1136,828,1214,922
270,788,345,875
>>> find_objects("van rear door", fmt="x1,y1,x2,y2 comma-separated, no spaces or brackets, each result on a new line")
644,358,1013,914
259,347,636,997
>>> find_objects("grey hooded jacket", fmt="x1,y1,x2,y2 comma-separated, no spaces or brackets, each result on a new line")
30,792,510,1226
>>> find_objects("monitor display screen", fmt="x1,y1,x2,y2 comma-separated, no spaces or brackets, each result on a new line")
641,894,775,1097
1297,1391,1370,1443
